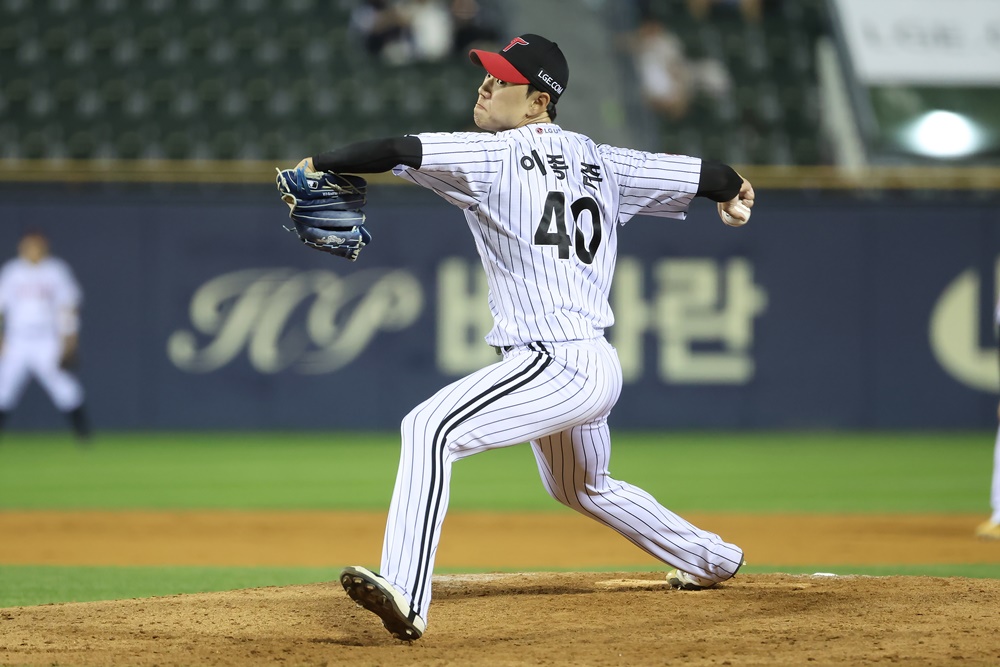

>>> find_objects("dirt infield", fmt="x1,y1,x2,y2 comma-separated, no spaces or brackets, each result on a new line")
2,511,1000,666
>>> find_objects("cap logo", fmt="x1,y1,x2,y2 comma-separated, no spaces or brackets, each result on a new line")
503,37,529,52
536,68,564,95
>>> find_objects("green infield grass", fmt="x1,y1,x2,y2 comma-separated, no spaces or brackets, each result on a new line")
1,430,997,606
3,563,1000,608
0,565,339,607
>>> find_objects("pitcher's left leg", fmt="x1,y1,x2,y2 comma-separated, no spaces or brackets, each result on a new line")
377,345,560,629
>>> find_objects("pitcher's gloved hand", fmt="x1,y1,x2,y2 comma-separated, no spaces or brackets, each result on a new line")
275,167,371,261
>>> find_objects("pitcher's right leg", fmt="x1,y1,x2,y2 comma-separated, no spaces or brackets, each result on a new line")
531,423,744,584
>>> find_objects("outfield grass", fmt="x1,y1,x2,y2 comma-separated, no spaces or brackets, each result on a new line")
1,430,996,606
0,430,993,512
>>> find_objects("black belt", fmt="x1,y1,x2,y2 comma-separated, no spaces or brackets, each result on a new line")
494,342,545,356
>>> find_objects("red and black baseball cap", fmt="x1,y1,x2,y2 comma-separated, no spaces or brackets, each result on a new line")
469,34,569,102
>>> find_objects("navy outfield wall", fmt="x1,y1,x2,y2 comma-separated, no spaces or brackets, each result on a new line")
0,183,996,430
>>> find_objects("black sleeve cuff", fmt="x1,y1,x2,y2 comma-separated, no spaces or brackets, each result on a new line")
696,159,743,202
313,135,422,173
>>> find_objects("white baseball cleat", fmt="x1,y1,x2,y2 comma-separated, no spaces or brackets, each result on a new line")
340,565,426,641
666,569,719,590
975,521,1000,540
667,558,746,590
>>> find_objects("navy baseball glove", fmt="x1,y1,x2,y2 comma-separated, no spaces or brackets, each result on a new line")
275,167,371,261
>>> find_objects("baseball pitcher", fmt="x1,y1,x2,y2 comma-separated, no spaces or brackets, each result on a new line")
279,33,753,640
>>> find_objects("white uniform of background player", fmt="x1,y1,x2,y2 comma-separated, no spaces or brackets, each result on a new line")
297,34,755,640
977,299,1000,539
0,231,90,440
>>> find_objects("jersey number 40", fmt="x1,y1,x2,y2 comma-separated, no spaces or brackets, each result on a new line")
533,191,603,264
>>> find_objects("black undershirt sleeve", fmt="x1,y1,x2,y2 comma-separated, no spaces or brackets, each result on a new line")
696,159,743,202
312,136,423,174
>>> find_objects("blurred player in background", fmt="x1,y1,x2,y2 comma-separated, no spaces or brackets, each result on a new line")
977,298,1000,540
0,230,90,442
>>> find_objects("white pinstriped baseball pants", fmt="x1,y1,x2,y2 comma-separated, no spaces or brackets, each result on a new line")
380,337,744,625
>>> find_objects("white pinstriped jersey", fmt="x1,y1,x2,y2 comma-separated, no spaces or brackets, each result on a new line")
393,124,700,347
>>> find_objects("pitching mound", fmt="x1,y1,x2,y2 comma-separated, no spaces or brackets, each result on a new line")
3,572,999,666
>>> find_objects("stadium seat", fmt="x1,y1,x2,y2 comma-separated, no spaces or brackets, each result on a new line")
0,0,827,164
1,0,29,15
